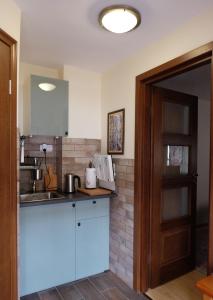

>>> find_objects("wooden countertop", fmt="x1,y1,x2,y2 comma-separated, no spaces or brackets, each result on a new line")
197,275,213,298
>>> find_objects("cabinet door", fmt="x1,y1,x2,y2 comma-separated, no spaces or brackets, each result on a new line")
20,203,75,296
31,75,68,136
76,216,109,279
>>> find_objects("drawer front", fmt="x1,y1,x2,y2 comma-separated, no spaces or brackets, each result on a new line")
76,198,109,220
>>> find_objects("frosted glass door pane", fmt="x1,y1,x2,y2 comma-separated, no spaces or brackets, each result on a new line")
164,146,189,175
162,187,189,221
163,102,189,134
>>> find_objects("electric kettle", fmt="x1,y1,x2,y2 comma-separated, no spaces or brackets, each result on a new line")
65,173,81,193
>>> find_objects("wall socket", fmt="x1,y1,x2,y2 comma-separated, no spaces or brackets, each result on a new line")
40,144,53,152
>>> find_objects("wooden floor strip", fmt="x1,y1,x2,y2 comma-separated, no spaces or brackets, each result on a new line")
103,287,129,300
39,288,62,300
89,272,115,292
74,279,105,300
56,283,83,300
21,293,40,300
105,272,145,300
21,271,149,300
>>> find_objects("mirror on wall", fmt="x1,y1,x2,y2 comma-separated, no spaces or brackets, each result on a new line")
30,75,69,136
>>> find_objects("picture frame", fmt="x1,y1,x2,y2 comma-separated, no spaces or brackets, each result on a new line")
107,108,125,155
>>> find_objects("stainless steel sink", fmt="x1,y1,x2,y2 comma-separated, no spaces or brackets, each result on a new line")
20,192,65,203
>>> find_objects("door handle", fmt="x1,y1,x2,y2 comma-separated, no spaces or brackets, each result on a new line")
192,173,198,178
192,173,198,183
77,222,81,227
72,203,76,208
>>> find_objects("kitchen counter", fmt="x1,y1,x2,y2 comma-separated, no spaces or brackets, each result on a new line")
20,191,114,207
20,194,110,296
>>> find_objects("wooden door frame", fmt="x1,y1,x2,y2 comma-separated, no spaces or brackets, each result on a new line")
134,42,213,293
0,28,18,299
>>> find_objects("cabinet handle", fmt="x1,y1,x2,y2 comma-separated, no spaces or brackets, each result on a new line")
72,203,76,208
93,200,96,204
77,222,81,227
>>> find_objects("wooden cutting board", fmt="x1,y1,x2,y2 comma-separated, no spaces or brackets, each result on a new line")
44,165,57,191
78,188,112,196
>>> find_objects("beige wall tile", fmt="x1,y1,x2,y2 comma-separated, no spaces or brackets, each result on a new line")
110,158,134,288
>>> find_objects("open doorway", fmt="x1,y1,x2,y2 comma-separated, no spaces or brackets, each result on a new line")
145,64,210,300
155,64,210,276
134,43,213,294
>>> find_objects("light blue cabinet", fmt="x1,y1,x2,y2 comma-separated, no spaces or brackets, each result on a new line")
20,198,109,296
76,217,109,279
76,198,109,279
20,203,76,296
31,75,69,136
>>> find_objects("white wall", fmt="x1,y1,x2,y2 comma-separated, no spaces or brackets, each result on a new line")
63,65,101,139
18,6,213,146
0,0,21,42
101,9,213,158
19,63,60,134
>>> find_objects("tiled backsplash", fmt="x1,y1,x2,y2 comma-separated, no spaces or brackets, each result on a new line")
20,135,101,193
20,135,57,193
57,138,101,191
110,158,134,288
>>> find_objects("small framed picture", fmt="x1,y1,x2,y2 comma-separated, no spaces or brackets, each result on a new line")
107,109,125,155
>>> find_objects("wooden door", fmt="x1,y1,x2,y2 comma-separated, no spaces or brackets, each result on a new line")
150,86,198,288
0,29,17,299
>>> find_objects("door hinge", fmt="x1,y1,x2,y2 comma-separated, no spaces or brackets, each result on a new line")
9,80,12,95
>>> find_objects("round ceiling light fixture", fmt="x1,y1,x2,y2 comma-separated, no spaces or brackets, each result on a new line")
38,83,56,92
99,5,141,34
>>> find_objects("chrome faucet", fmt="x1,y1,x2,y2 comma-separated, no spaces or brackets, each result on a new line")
32,168,43,193
32,180,36,193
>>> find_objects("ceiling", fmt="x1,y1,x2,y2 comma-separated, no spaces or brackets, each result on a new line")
14,0,213,73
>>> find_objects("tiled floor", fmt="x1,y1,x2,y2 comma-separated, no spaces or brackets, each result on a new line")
21,271,149,300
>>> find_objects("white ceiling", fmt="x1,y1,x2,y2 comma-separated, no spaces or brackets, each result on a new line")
14,0,213,73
